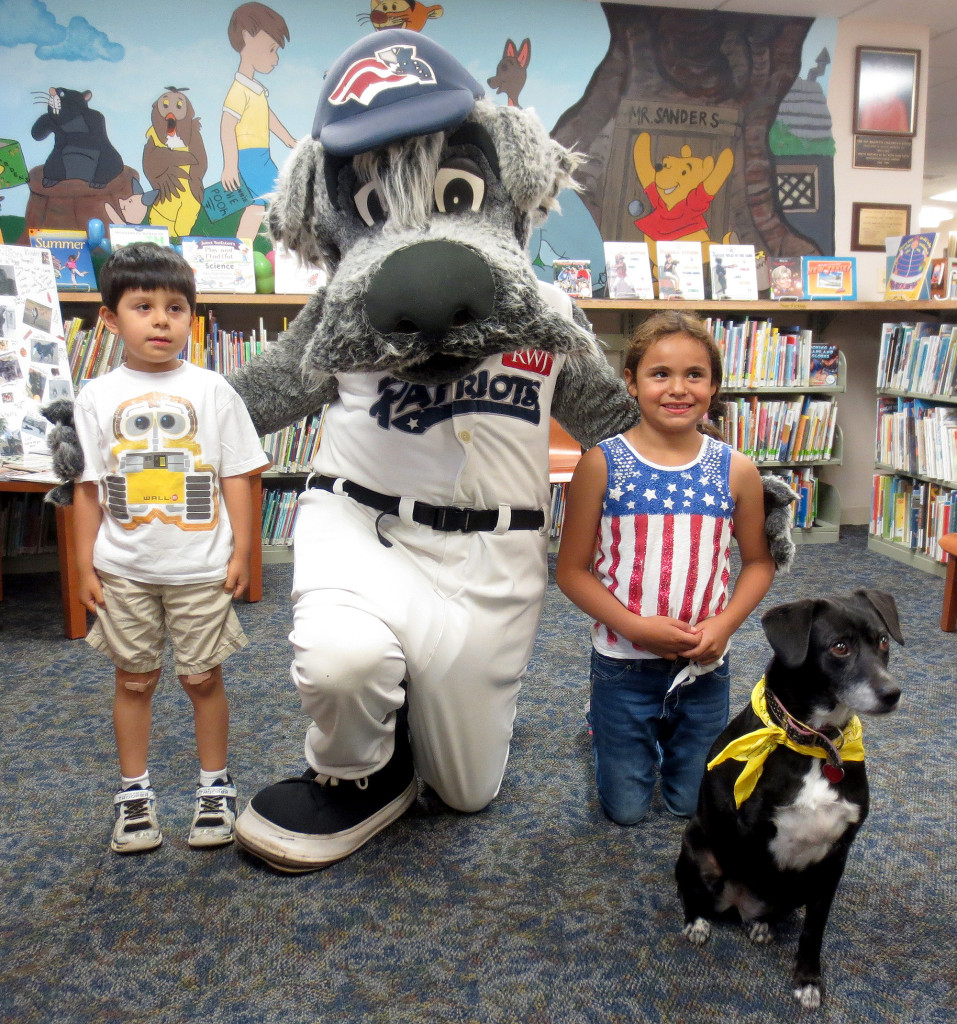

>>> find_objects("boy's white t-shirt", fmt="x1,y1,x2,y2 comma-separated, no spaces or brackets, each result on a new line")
74,360,269,585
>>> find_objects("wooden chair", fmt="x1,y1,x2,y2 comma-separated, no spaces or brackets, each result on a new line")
940,533,957,632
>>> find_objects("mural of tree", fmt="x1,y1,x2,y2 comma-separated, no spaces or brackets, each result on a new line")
553,4,825,260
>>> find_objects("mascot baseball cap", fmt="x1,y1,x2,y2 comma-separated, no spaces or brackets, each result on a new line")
313,29,484,157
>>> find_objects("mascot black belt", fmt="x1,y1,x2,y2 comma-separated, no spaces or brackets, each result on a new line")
307,474,545,534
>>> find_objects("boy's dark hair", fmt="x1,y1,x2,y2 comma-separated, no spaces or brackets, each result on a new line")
99,243,196,313
228,2,289,52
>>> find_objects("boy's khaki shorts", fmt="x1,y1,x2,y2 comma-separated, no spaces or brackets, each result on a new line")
86,571,249,676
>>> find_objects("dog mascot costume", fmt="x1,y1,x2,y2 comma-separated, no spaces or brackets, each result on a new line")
47,30,795,873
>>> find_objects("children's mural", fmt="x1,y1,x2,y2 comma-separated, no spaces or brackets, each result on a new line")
2,2,836,293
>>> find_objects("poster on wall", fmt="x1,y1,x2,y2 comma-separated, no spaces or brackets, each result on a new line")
0,245,73,477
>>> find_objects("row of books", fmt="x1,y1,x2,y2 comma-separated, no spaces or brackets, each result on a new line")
707,319,827,389
870,474,957,562
0,493,58,557
875,396,957,485
718,395,838,463
549,482,568,541
762,468,821,530
28,226,327,295
876,321,957,396
261,488,299,547
261,410,327,474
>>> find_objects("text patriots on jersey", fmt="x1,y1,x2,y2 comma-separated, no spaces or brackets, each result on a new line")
371,370,543,434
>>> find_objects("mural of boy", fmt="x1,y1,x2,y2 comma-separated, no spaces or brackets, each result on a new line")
220,3,297,242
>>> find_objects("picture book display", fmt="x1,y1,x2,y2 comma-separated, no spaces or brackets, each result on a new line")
708,244,758,301
0,245,74,478
885,233,938,301
27,229,95,292
273,243,327,294
802,257,857,301
108,223,171,249
656,241,704,300
767,256,805,300
552,259,592,298
181,237,256,294
602,242,654,299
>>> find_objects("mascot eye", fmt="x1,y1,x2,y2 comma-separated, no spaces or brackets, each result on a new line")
434,159,485,215
830,640,850,657
354,181,388,227
878,633,889,651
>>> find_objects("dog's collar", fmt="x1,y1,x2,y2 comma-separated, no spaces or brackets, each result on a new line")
707,677,865,808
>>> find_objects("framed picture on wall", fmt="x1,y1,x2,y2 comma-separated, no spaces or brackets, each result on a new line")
853,46,920,137
850,202,911,252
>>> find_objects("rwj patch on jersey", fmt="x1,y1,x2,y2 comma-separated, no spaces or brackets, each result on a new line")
502,350,554,377
329,46,436,108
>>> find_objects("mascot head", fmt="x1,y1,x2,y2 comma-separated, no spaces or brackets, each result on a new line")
268,29,593,385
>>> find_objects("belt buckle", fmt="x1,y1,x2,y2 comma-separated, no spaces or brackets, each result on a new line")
432,505,472,532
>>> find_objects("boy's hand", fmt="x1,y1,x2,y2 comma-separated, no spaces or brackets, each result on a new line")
78,568,105,613
625,615,700,660
224,554,249,599
682,614,733,664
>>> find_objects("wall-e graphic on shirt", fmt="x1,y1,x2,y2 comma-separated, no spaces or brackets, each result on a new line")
104,392,217,529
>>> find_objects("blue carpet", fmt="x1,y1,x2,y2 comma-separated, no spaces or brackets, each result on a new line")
0,527,954,1023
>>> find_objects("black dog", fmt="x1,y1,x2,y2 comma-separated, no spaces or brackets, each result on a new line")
675,589,904,1009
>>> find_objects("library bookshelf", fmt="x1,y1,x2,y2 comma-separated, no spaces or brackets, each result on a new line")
19,293,957,576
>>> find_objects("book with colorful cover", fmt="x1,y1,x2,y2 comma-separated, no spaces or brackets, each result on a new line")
552,259,592,298
202,179,257,223
810,344,840,387
885,233,938,301
108,223,171,249
656,241,704,300
181,237,256,294
767,256,806,300
602,242,654,299
273,243,327,294
802,257,857,300
708,244,758,301
27,229,95,292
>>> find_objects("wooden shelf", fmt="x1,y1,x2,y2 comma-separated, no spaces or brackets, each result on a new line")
866,534,947,579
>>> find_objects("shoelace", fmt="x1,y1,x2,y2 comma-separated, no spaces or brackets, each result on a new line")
120,797,152,831
195,793,230,825
314,775,368,790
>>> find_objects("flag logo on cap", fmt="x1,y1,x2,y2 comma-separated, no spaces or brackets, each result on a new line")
329,45,437,107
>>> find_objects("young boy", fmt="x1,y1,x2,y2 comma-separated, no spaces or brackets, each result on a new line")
220,2,297,242
72,242,270,854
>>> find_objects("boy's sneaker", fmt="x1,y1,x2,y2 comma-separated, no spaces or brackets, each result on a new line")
111,786,162,854
188,776,237,848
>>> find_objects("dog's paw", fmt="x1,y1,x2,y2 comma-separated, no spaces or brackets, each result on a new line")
747,921,774,944
682,918,711,945
792,981,823,1010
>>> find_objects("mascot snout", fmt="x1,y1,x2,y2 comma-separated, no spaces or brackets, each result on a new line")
365,240,495,335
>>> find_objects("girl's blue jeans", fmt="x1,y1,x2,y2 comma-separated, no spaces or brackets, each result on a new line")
589,648,730,824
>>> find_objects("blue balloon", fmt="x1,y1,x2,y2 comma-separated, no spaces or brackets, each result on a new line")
172,244,183,256
87,218,105,249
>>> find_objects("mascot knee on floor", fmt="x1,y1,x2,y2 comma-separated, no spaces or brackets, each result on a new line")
46,30,795,873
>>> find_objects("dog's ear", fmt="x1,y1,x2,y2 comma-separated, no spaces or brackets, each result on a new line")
761,599,818,667
855,589,905,645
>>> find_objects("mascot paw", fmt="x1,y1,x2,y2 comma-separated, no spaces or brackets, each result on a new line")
761,475,799,574
42,401,84,502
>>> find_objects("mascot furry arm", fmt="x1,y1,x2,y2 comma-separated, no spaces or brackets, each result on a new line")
44,29,794,875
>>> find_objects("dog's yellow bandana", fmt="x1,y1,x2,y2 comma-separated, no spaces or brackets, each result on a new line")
707,677,865,808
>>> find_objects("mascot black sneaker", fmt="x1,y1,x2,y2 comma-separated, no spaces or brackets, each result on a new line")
234,729,417,872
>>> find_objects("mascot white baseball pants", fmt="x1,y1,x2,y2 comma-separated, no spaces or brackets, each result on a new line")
289,488,549,813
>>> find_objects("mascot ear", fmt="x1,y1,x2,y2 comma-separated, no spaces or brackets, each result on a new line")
267,138,334,270
476,102,582,229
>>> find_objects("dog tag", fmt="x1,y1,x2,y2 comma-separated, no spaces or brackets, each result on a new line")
823,763,844,784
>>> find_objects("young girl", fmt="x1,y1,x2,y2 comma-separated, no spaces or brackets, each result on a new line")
556,310,775,825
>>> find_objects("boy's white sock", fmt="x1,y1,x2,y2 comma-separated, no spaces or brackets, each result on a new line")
121,771,151,791
199,767,229,787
